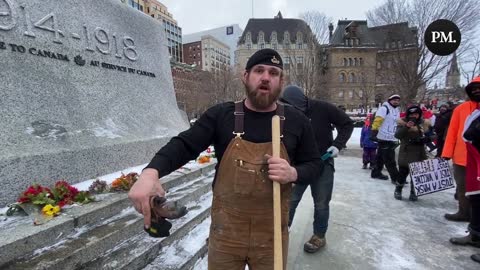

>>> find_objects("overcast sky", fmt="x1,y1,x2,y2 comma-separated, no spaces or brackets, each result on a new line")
160,0,383,34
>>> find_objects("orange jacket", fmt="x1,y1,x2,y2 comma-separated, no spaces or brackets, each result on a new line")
441,101,478,166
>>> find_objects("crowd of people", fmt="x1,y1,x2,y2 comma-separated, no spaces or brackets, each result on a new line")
360,77,480,263
127,48,480,268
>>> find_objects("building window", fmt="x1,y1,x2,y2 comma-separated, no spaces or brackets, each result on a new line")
247,44,251,49
349,90,354,98
260,43,265,49
339,73,346,83
349,73,356,83
272,43,277,50
377,62,381,69
297,43,303,49
359,90,363,98
398,41,402,48
338,90,344,98
284,31,290,44
297,56,304,69
356,39,360,45
360,58,364,66
348,58,353,66
246,32,251,42
386,42,390,49
354,58,358,66
343,58,347,66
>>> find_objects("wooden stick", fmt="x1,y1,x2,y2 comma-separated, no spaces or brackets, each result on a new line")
271,115,282,270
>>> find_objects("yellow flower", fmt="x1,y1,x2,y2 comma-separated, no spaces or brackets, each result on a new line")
42,204,61,216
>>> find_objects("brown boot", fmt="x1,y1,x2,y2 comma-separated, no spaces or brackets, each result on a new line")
304,234,326,253
449,233,480,248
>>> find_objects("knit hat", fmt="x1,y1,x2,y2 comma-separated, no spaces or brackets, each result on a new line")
388,94,401,101
406,105,422,118
280,85,308,113
245,49,283,71
465,76,480,102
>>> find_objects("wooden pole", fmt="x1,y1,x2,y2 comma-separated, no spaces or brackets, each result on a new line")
271,115,282,270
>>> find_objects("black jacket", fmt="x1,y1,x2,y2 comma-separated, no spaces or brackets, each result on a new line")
434,109,453,140
304,99,354,154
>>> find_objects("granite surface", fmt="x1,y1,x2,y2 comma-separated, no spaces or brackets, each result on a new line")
0,0,189,206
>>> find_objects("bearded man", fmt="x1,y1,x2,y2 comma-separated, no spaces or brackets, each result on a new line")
129,49,322,270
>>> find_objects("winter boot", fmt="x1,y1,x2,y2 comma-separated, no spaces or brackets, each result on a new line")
409,184,418,201
362,163,368,169
449,233,480,248
372,173,389,180
445,195,471,222
472,254,480,263
394,186,402,200
304,234,326,253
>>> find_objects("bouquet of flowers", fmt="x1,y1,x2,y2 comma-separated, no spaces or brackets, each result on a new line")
110,172,139,191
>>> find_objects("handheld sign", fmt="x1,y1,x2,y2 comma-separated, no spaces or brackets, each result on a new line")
409,158,455,196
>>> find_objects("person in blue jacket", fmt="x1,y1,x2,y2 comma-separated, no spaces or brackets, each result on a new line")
360,115,378,169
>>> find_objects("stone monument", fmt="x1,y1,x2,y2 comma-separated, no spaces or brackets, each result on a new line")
0,0,189,206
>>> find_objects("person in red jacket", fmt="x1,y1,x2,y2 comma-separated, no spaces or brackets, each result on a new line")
442,77,480,222
448,76,480,264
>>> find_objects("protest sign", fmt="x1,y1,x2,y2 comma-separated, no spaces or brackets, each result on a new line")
409,158,455,196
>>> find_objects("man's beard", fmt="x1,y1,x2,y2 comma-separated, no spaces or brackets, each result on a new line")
244,82,281,110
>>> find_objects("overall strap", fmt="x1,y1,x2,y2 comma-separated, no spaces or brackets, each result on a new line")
233,101,285,138
233,101,245,138
276,102,285,138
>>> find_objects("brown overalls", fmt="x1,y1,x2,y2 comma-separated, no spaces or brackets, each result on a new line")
208,102,292,270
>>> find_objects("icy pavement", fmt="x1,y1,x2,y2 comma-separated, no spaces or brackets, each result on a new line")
287,156,479,270
191,155,478,270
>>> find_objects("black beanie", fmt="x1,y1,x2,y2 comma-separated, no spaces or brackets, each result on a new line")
245,49,283,71
280,85,308,113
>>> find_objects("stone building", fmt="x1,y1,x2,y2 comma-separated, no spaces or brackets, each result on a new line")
235,12,319,94
325,20,418,110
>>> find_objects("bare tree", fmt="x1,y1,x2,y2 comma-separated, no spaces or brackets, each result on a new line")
299,11,333,44
460,45,480,83
367,0,480,100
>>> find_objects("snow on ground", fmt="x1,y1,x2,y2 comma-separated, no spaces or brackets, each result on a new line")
333,127,362,149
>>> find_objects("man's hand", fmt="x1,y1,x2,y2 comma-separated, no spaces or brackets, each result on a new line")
265,154,297,184
406,121,415,128
128,168,165,229
326,146,340,158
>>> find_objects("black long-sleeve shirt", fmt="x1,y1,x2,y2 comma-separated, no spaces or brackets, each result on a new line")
146,101,322,186
305,99,354,154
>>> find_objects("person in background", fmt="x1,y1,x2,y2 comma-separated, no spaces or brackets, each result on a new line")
280,85,353,253
370,94,401,184
442,77,480,222
422,106,437,152
360,114,378,169
393,105,435,201
434,104,453,158
448,76,480,264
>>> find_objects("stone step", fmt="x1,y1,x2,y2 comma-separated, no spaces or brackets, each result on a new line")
82,192,212,270
3,177,213,270
143,215,210,270
0,162,216,268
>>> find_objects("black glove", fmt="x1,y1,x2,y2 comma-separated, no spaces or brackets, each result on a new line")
369,130,379,142
144,196,188,238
